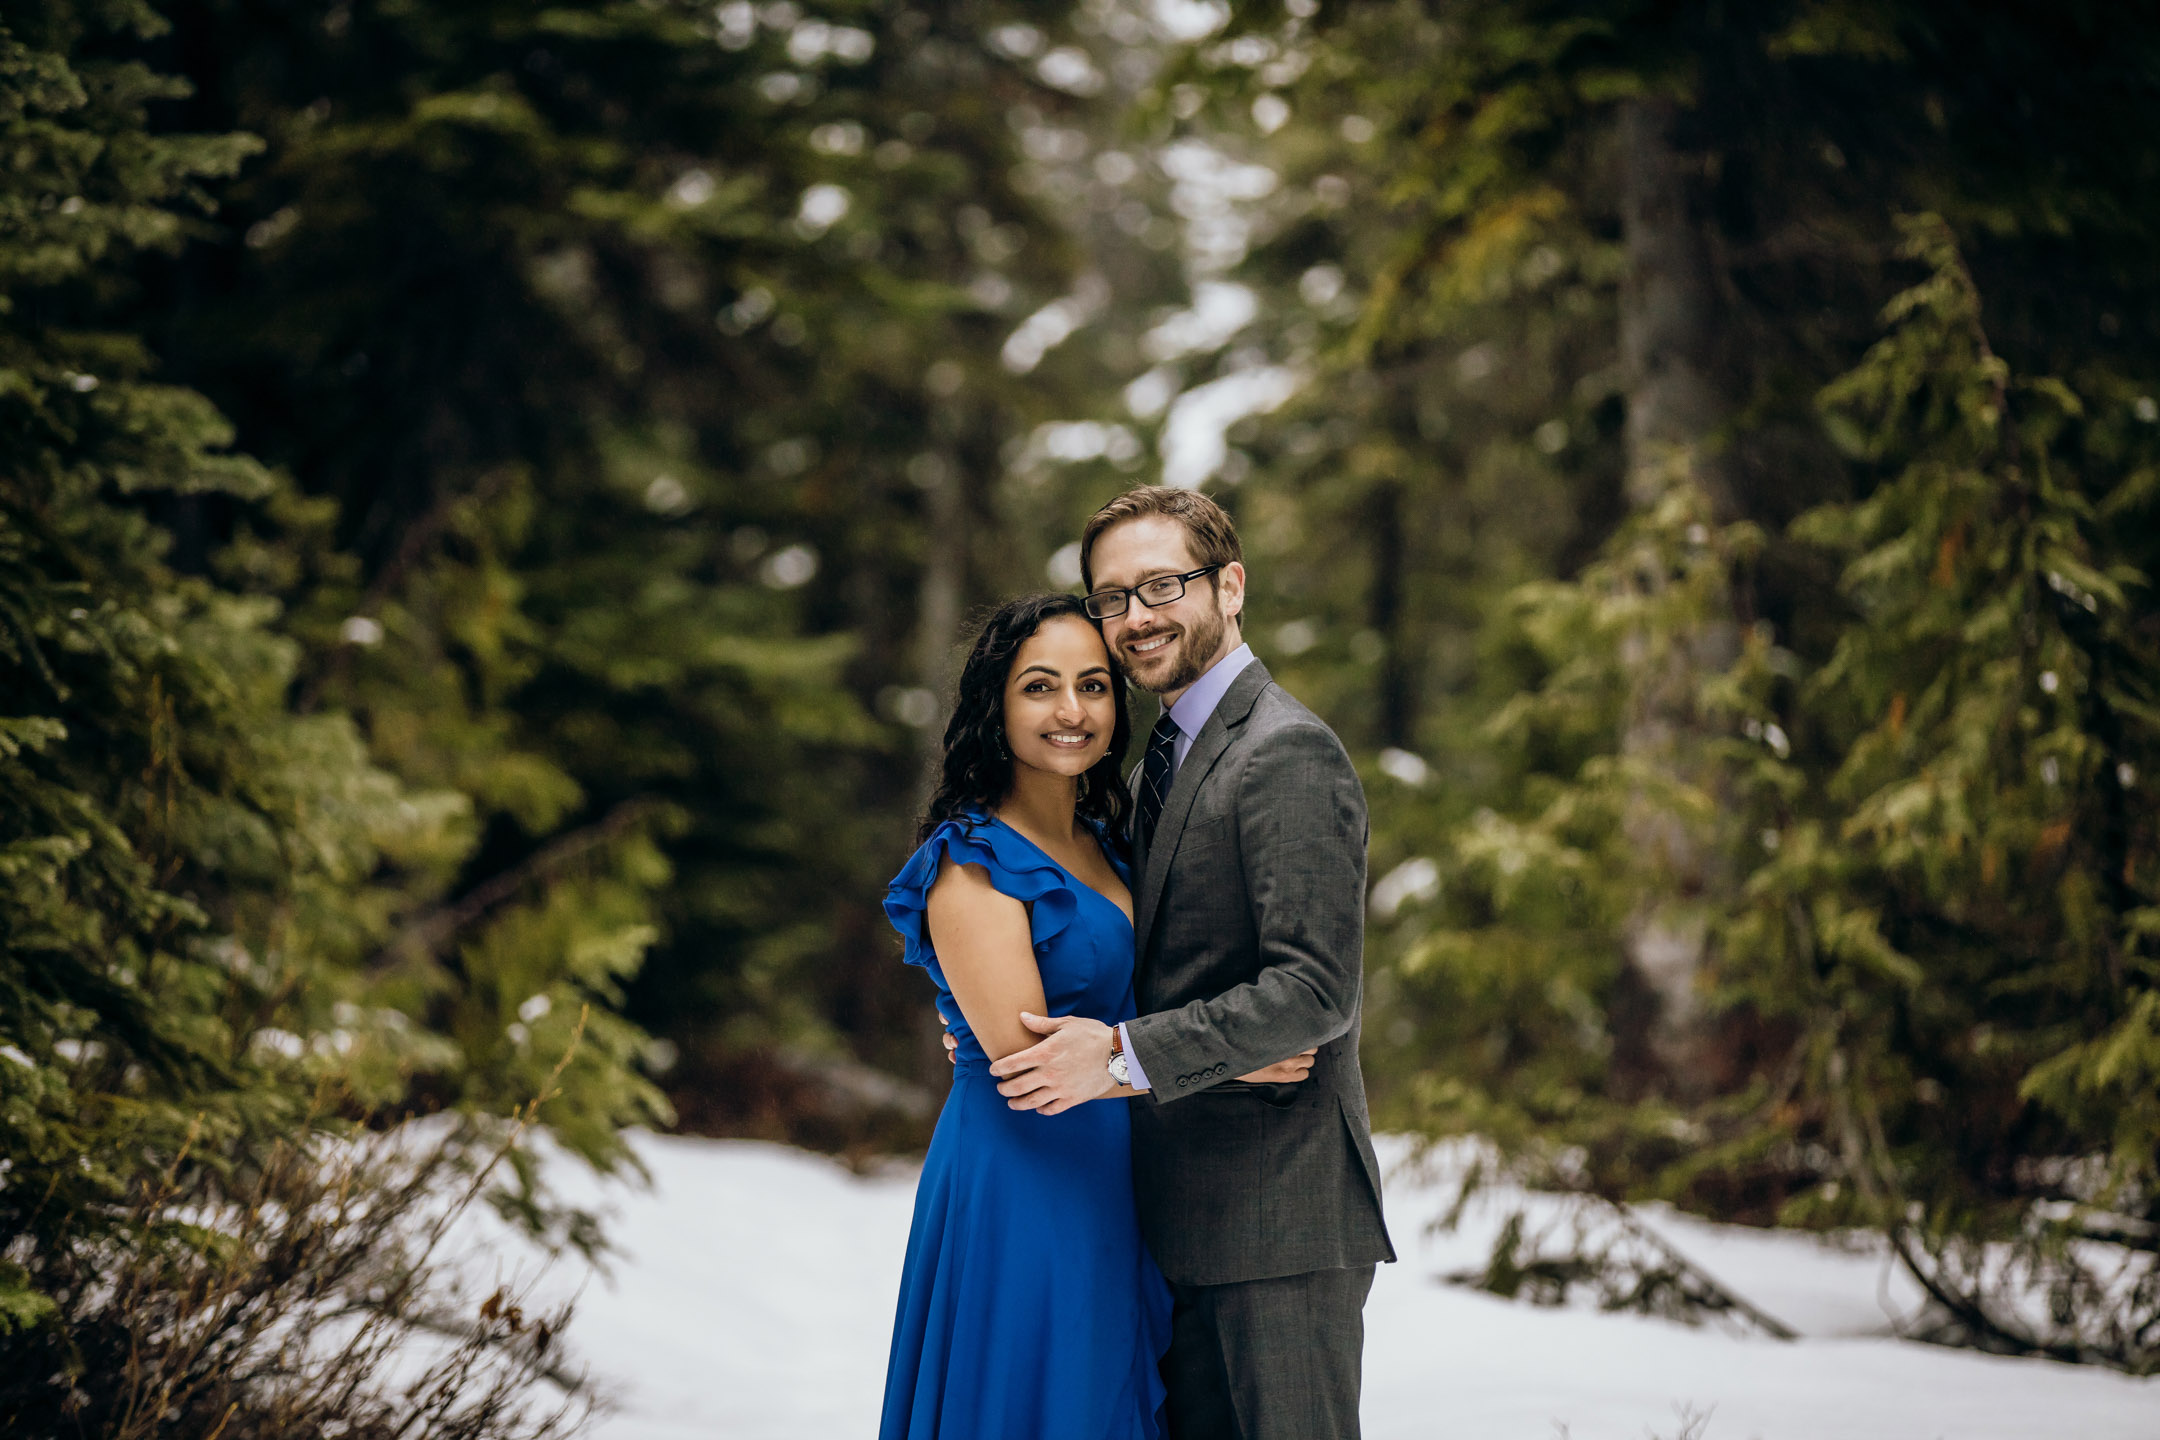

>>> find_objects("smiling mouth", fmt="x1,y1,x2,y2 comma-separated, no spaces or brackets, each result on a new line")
1127,632,1176,657
1044,732,1094,747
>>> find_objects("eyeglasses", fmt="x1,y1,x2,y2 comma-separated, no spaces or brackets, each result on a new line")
1082,564,1221,620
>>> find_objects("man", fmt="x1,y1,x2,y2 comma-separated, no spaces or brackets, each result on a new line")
991,486,1395,1440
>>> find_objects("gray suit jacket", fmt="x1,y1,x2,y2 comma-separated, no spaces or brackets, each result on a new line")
1123,659,1396,1287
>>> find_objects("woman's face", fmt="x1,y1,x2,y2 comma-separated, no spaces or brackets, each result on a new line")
1003,615,1118,781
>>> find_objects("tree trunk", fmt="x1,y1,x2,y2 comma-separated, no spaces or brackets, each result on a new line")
1613,97,1738,1098
1368,476,1416,750
1619,100,1731,516
913,450,968,803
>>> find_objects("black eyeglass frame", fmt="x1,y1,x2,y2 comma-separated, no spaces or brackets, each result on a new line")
1081,564,1222,621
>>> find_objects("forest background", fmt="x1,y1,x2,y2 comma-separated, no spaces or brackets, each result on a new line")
5,0,2159,1425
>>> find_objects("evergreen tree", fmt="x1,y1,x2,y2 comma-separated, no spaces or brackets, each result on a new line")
1169,0,2160,1363
2,0,340,1329
0,8,599,1419
126,0,1136,1147
1752,216,2160,1365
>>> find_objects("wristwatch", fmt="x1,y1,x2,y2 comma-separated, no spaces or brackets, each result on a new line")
1107,1027,1130,1087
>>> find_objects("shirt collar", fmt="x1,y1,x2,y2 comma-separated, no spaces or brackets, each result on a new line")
1165,643,1256,741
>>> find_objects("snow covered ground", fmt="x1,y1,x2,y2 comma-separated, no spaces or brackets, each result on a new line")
491,1133,2157,1440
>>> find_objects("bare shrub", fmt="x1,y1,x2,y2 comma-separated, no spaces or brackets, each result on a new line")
0,1043,600,1440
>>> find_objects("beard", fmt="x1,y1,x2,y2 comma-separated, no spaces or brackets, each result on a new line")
1123,592,1228,697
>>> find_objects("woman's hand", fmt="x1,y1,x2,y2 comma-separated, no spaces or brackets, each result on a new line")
1236,1048,1318,1084
949,1026,1318,1086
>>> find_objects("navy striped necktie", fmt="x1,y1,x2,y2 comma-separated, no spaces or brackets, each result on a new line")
1137,711,1179,851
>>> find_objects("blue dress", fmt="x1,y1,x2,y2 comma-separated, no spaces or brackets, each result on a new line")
880,815,1172,1440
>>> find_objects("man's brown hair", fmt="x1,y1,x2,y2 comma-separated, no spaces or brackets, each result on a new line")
1078,485,1243,593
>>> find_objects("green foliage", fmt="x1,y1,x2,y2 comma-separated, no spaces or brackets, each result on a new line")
1390,473,1763,1179
3,0,327,1301
0,0,653,1381
1744,217,2160,1363
143,0,1128,1144
1172,0,2160,1365
1373,216,2160,1363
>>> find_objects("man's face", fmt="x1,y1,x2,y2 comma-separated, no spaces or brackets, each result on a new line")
1087,515,1244,700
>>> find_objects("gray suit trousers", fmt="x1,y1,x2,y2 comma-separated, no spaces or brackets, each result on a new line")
1162,1264,1375,1440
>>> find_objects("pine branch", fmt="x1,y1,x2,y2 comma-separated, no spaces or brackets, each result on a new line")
366,801,656,972
1593,1193,1800,1341
295,466,518,714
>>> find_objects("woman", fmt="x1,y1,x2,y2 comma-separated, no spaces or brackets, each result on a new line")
879,593,1169,1440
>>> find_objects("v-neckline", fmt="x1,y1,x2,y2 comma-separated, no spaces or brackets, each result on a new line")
990,816,1135,931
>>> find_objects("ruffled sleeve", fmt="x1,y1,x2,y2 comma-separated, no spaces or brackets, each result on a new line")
884,816,1081,975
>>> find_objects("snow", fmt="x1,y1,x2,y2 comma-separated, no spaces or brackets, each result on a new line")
499,1133,2158,1440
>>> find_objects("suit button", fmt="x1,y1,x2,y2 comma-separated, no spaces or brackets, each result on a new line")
1213,1063,1225,1075
1176,1076,1189,1088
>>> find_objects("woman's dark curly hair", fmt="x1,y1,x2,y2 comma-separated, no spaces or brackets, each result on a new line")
919,593,1133,847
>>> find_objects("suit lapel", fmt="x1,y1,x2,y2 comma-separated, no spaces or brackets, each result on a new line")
1134,659,1273,957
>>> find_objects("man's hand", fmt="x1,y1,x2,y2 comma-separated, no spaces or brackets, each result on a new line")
1237,1047,1318,1084
988,1013,1115,1115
